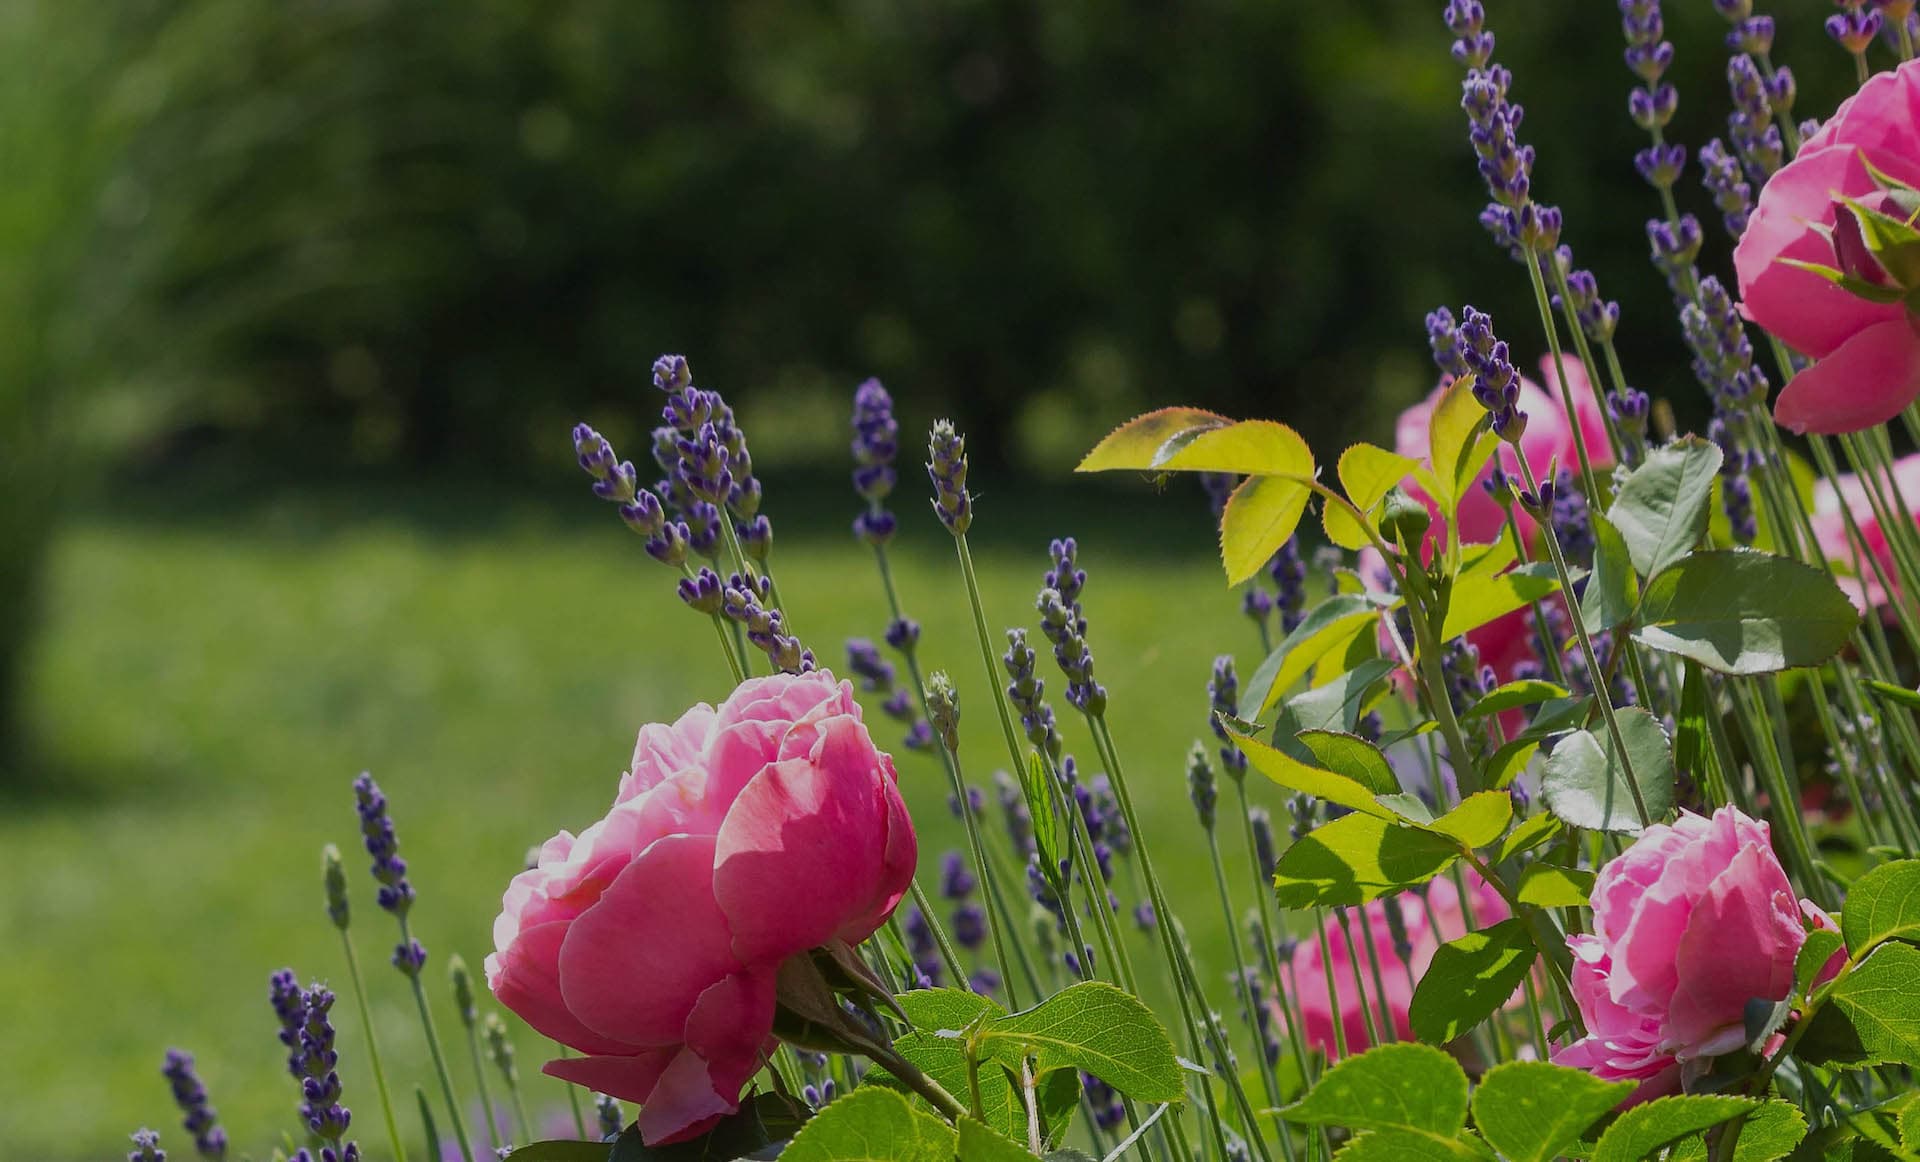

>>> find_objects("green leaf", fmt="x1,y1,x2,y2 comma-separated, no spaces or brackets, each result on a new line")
1233,728,1396,820
1797,929,1845,998
1515,862,1594,908
1077,408,1229,472
978,982,1184,1103
1423,791,1512,849
1327,443,1421,550
1606,436,1723,578
1665,1100,1807,1162
1866,680,1920,710
1429,375,1497,519
605,1093,812,1162
1280,1042,1468,1135
1441,562,1560,641
874,991,1068,1146
1277,657,1396,736
1590,1094,1758,1162
1462,680,1570,721
1158,418,1313,476
1298,730,1400,795
1272,811,1462,908
1797,942,1920,1069
1336,1130,1496,1160
1485,739,1540,790
1579,510,1639,633
956,1118,1040,1162
1902,1101,1920,1157
779,1087,955,1162
1222,473,1315,585
1470,1061,1633,1162
1409,918,1536,1044
1675,662,1712,799
505,1144,613,1162
1022,750,1066,891
1841,860,1920,956
1490,813,1562,863
1241,595,1384,716
1633,551,1859,675
1540,707,1676,834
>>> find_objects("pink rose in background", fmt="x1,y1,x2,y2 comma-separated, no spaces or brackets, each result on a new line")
1735,58,1920,435
1277,871,1510,1058
1552,807,1837,1105
486,672,916,1144
1809,452,1920,610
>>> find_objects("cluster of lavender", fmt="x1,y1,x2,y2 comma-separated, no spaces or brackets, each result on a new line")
851,379,899,545
1036,539,1107,714
160,1050,226,1161
845,638,931,752
353,773,426,973
268,974,360,1162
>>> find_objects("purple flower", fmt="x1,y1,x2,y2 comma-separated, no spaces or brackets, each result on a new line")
352,774,413,917
926,421,972,534
162,1050,226,1160
129,1130,167,1162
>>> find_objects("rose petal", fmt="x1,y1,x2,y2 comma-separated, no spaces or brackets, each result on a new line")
488,918,636,1055
1665,844,1800,1058
542,1047,676,1105
1774,317,1920,436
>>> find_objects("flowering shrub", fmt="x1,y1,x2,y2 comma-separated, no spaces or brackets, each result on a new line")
124,7,1920,1162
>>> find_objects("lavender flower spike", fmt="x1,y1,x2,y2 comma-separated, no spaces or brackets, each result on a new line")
851,379,900,546
927,420,973,534
353,773,414,918
162,1050,227,1160
270,969,307,1077
129,1130,167,1162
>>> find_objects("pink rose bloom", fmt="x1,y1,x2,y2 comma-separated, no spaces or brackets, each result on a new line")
485,672,917,1144
1385,355,1609,687
1552,806,1838,1105
1735,58,1920,435
1278,871,1510,1058
1808,451,1920,610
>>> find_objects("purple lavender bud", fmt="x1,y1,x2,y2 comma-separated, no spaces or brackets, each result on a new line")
675,424,733,506
1004,628,1064,760
392,939,427,976
1563,270,1620,345
1627,85,1678,133
652,354,691,395
1426,307,1471,380
1208,656,1249,779
1548,468,1596,568
737,515,773,561
846,638,894,691
1634,141,1686,190
1358,710,1385,744
352,774,414,917
1133,901,1157,931
1037,587,1106,715
294,985,352,1144
947,785,986,819
995,769,1035,857
850,379,900,502
1829,8,1884,53
1609,388,1652,466
572,424,617,481
162,1050,227,1161
683,500,723,559
880,688,914,721
926,421,973,535
1509,782,1532,813
1712,0,1752,19
1250,806,1278,880
1726,15,1771,52
1200,472,1235,517
1187,743,1218,830
721,575,813,674
1726,56,1784,181
1699,138,1754,239
1241,587,1273,633
1083,1074,1127,1132
1457,306,1528,441
968,968,1000,997
1270,538,1308,633
885,616,921,653
130,1130,167,1162
1765,66,1796,117
1518,202,1562,253
941,850,977,900
853,510,897,546
902,720,935,753
1045,538,1086,611
1441,638,1492,717
677,567,725,614
270,969,306,1077
1648,215,1705,297
1482,458,1515,505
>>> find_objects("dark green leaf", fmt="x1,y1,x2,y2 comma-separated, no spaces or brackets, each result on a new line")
1842,860,1920,956
1489,813,1562,864
1486,739,1540,790
1540,707,1676,834
1272,811,1463,907
1463,680,1570,720
779,1087,955,1162
1606,436,1722,578
1675,663,1711,797
1275,657,1397,736
1281,1042,1468,1135
1665,1100,1808,1161
1409,918,1536,1043
979,982,1184,1103
1633,551,1858,675
1796,930,1845,999
1515,863,1593,908
1470,1061,1632,1162
1579,510,1639,633
1298,730,1400,795
1336,1130,1496,1160
1022,751,1066,891
1797,942,1920,1069
1590,1095,1758,1162
956,1117,1040,1162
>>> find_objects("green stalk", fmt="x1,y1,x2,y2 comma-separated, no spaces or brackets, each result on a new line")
1524,252,1603,505
461,1017,503,1152
907,878,970,986
399,918,477,1162
1331,909,1385,1050
1204,824,1290,1140
336,930,407,1162
555,1047,590,1139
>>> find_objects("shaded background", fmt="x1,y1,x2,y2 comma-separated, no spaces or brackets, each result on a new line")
0,2,1865,1158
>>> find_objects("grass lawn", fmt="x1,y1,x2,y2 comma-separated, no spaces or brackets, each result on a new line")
2,467,1299,1161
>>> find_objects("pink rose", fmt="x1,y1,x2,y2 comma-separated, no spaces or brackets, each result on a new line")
1278,871,1510,1058
1809,451,1920,610
1735,59,1920,435
485,672,917,1144
1552,807,1836,1105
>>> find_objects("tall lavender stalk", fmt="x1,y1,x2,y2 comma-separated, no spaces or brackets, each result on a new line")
321,844,406,1162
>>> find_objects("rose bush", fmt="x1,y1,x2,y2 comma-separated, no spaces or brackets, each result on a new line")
485,671,916,1144
1551,806,1840,1105
1736,57,1920,435
1810,450,1920,610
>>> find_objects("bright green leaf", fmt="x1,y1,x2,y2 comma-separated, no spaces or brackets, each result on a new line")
1441,562,1560,641
1327,443,1421,550
1022,751,1066,891
978,982,1184,1103
1222,474,1315,586
1580,510,1639,633
1336,1130,1496,1160
1463,680,1570,720
1077,408,1229,473
956,1118,1041,1162
1540,707,1676,834
1634,551,1859,676
1797,930,1845,999
1841,860,1920,956
1281,1042,1468,1135
1159,418,1313,476
777,1088,954,1162
1409,918,1536,1043
1590,1094,1758,1162
1233,728,1396,819
1867,680,1920,710
1424,791,1512,849
1515,863,1594,908
1298,730,1400,794
1490,813,1561,863
1241,595,1384,716
1429,376,1496,518
1662,1100,1806,1162
874,991,1074,1146
1471,1061,1632,1162
1272,812,1461,908
1486,739,1540,790
1797,942,1920,1069
1606,436,1723,578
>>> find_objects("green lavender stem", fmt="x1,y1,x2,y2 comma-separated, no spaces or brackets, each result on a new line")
400,919,476,1162
461,1018,503,1152
336,930,407,1162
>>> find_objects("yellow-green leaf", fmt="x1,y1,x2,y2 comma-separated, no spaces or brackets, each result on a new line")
1327,443,1420,550
1428,374,1496,514
1077,407,1229,472
1234,729,1396,820
1441,562,1559,640
1222,474,1314,585
1422,791,1513,849
1160,418,1314,476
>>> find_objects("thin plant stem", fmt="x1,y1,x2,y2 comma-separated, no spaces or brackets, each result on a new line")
462,1018,504,1153
337,930,408,1162
907,878,970,986
554,1047,590,1140
399,918,476,1162
1204,825,1288,1122
1524,252,1603,504
1331,908,1384,1050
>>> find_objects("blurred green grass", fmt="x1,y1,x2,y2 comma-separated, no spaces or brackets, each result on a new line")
4,469,1297,1161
